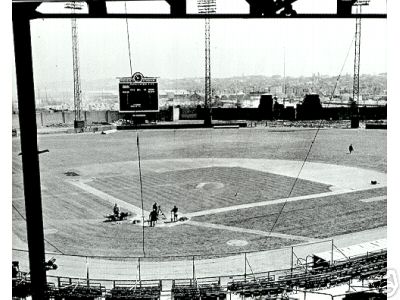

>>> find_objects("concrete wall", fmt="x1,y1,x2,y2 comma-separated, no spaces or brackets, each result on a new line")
12,110,121,129
85,111,108,124
41,111,64,126
11,107,387,129
64,111,75,124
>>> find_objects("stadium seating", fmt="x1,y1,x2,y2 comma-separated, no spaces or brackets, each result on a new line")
105,281,161,300
54,284,104,300
172,279,226,300
12,250,387,299
227,250,387,298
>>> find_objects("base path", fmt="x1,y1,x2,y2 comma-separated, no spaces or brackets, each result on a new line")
184,185,384,218
68,179,150,217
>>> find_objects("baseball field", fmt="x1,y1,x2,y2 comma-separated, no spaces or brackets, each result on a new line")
12,127,387,262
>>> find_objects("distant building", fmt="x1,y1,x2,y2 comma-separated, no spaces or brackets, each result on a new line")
269,86,283,95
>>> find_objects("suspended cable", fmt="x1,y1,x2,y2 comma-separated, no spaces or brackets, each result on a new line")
12,203,65,255
136,134,146,257
266,35,356,239
123,1,145,256
124,1,133,76
245,255,259,282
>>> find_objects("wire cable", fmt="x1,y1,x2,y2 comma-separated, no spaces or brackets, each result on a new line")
136,134,146,257
124,1,133,76
123,2,145,256
12,203,65,255
266,34,356,239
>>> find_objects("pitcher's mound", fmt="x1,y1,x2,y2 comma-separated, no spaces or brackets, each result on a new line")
196,182,224,191
227,240,249,247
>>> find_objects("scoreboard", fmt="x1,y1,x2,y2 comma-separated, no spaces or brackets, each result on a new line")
119,72,159,113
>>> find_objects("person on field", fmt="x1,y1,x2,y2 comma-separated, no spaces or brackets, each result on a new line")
157,205,165,219
113,203,120,217
149,210,157,227
349,144,354,154
171,205,178,222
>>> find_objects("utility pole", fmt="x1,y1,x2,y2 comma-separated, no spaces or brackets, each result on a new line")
197,0,216,126
65,2,83,128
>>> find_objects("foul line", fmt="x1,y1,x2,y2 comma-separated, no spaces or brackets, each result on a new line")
360,196,387,203
68,180,149,217
184,186,386,218
187,220,319,242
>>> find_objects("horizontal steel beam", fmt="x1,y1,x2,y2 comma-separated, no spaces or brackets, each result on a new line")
22,12,386,19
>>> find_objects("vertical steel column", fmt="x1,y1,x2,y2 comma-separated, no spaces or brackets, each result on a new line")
86,256,90,286
12,9,47,300
290,246,294,277
138,257,141,282
244,252,247,280
192,256,196,280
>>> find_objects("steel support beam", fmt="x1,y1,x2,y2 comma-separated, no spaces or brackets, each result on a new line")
87,0,107,16
165,0,186,16
246,0,297,16
12,6,47,300
337,0,357,16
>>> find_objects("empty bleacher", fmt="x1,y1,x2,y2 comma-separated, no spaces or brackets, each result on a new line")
53,278,104,300
12,249,387,300
172,278,226,300
227,250,387,298
105,280,161,300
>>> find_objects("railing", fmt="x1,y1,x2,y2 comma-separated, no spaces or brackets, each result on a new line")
13,239,342,282
13,249,387,299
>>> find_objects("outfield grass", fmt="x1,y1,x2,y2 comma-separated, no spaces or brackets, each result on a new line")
193,187,387,238
19,128,386,172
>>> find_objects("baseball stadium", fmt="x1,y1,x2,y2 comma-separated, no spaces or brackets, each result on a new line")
11,0,388,299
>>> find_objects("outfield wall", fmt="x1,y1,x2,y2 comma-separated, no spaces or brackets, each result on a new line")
11,106,387,129
12,110,121,129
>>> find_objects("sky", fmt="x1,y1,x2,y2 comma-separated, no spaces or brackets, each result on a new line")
11,0,387,92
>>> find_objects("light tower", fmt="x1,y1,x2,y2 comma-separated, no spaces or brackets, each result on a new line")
351,0,369,128
65,2,83,128
197,0,216,126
